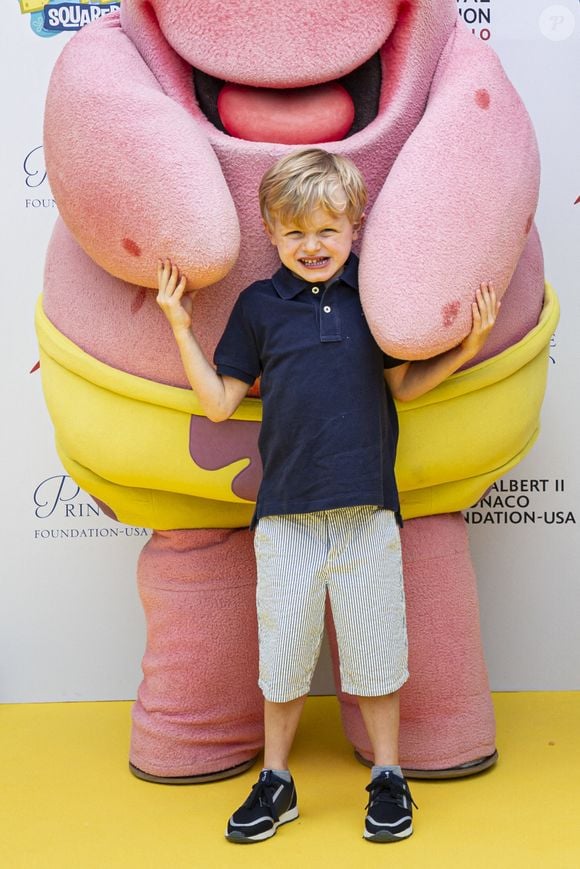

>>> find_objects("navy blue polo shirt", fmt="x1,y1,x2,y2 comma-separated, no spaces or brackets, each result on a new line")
214,253,404,527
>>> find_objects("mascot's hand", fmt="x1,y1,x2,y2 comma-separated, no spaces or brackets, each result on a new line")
359,24,539,361
44,14,239,291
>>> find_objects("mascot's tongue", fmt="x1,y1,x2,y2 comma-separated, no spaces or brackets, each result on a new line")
217,82,355,144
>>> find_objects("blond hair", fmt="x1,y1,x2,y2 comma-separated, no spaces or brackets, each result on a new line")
259,149,367,230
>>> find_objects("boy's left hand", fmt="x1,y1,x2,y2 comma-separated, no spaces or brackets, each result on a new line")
460,281,501,358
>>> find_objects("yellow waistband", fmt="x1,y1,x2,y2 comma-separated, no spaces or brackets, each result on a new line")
35,284,559,528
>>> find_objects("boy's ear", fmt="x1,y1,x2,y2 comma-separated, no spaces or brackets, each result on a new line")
352,214,366,241
262,219,276,244
353,212,366,240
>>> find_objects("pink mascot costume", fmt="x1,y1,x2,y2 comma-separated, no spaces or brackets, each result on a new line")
38,0,557,781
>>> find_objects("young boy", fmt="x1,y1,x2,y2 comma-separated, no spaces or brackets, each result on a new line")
156,148,499,844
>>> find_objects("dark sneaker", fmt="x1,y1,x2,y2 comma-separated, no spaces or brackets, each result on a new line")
363,770,417,842
225,770,299,843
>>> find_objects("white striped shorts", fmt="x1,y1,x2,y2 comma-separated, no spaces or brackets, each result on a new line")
254,505,409,703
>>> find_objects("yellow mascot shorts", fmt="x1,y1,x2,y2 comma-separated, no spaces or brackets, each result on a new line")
35,285,559,529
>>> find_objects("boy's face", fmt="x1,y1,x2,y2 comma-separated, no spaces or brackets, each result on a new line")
264,206,361,284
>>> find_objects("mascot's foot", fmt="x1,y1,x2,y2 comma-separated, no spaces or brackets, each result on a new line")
129,755,259,785
354,750,499,779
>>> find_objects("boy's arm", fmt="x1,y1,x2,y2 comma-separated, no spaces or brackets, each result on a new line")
385,282,500,402
157,259,250,422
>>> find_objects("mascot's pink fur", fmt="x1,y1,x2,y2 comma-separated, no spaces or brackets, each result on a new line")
42,0,545,780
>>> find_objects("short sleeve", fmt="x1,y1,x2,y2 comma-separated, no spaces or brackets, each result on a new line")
383,353,407,369
214,294,261,386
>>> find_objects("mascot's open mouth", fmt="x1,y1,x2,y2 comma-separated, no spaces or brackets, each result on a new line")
192,53,381,144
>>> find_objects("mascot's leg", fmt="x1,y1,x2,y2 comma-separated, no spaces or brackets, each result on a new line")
330,513,497,778
129,528,263,783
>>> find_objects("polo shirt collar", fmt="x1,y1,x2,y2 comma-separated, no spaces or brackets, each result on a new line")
271,252,359,299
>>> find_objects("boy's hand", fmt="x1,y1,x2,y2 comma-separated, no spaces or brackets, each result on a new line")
460,281,501,359
156,258,195,333
386,281,501,401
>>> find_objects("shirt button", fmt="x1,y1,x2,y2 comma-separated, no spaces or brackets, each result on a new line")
323,305,331,313
311,286,320,294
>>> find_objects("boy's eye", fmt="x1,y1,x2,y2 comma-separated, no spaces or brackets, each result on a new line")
321,228,337,235
285,231,303,238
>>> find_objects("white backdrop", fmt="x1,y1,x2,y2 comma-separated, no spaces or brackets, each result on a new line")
1,0,578,702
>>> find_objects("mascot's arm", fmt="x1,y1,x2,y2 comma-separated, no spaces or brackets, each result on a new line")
359,22,540,360
44,14,239,290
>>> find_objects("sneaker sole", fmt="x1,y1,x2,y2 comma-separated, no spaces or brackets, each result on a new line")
225,806,299,843
364,825,413,843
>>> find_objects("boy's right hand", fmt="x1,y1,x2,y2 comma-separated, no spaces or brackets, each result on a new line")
156,259,195,333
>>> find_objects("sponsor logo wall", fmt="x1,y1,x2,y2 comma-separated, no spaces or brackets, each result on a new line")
1,1,578,701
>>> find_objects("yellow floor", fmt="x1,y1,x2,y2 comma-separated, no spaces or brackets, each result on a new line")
1,693,579,869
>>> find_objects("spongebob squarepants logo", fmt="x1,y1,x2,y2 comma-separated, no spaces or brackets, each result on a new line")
18,0,120,38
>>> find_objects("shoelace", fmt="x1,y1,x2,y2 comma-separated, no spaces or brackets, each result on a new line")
365,775,418,811
242,773,282,821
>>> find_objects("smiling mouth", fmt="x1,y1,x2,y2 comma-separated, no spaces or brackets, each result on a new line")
192,52,382,144
299,257,331,268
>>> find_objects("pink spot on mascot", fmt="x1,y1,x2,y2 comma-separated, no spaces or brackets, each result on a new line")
38,0,557,781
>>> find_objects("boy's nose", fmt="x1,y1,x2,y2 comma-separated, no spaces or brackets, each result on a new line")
303,234,321,252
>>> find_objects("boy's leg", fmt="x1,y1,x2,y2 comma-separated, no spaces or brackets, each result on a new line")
357,691,400,765
357,690,416,843
225,696,304,843
227,512,328,843
324,507,414,842
264,695,308,769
